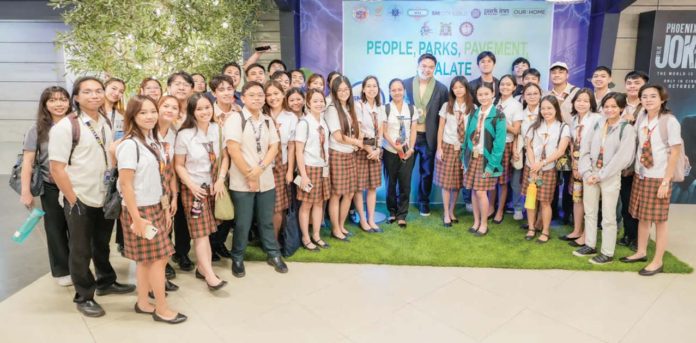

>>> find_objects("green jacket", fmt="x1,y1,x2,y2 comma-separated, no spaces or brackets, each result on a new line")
460,105,507,177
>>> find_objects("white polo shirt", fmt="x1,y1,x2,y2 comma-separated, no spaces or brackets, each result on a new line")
158,127,177,163
48,112,113,207
224,108,279,192
294,113,329,168
634,114,682,178
570,112,601,143
498,97,524,143
383,101,420,154
438,101,468,146
275,111,299,164
520,106,540,140
358,101,387,139
175,123,221,186
526,120,571,171
116,136,164,207
325,103,360,153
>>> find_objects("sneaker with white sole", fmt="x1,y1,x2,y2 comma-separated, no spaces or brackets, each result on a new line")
572,245,597,257
513,210,524,221
589,254,613,265
55,275,73,287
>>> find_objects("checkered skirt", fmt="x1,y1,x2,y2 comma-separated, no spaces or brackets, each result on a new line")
120,204,175,262
464,155,497,191
355,149,382,190
329,150,358,195
273,160,290,212
629,176,671,222
435,143,463,191
180,185,218,239
297,165,331,203
521,166,557,203
498,142,513,185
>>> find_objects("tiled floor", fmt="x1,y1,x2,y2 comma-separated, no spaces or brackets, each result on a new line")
1,174,695,342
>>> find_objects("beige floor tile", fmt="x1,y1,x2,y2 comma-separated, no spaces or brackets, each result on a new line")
348,304,477,343
411,278,526,341
482,309,605,343
527,271,675,342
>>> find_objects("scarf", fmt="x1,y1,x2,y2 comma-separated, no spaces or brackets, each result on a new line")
413,76,435,124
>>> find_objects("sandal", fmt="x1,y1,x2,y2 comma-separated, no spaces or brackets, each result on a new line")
525,229,536,241
311,237,330,249
536,232,551,244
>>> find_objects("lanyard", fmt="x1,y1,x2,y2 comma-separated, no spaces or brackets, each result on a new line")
136,137,168,195
248,117,263,156
82,114,108,167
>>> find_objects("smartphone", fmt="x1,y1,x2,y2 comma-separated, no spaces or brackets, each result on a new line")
255,45,271,52
293,175,313,193
131,223,159,240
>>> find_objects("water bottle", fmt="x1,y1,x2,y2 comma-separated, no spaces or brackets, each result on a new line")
190,183,207,219
12,208,45,244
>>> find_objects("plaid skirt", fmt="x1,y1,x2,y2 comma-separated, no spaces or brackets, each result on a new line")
297,165,331,203
464,155,497,191
435,143,463,191
273,162,290,212
329,150,358,196
355,149,382,190
180,185,218,239
498,142,513,185
521,166,558,203
629,176,671,222
120,203,174,262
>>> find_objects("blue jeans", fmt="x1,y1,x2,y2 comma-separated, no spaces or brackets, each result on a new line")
414,133,435,209
510,168,523,211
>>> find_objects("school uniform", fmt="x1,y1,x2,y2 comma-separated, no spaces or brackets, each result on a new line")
619,102,642,242
383,101,420,220
272,111,298,212
356,101,386,190
629,113,682,222
48,111,118,303
174,123,221,239
547,84,579,221
578,118,637,257
434,101,467,191
569,112,602,199
110,109,126,247
224,108,282,261
521,120,571,203
511,106,540,212
294,113,331,203
325,103,359,196
469,77,501,106
462,105,507,191
497,97,524,184
117,136,175,262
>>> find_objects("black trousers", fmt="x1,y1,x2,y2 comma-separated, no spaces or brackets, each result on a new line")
620,175,639,241
384,149,416,220
40,183,70,277
115,218,124,246
552,170,573,222
63,199,117,302
211,220,234,248
414,133,435,209
173,195,191,257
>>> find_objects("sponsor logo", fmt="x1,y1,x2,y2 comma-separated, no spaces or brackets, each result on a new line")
420,22,432,36
440,22,452,36
353,6,368,21
484,8,510,16
374,6,384,17
471,8,481,19
453,10,466,17
408,8,429,19
459,22,474,37
390,7,401,19
512,8,546,16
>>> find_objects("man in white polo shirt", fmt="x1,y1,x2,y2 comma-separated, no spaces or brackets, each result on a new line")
49,77,135,318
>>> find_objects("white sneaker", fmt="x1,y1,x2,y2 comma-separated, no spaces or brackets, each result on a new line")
55,275,73,287
465,203,473,213
513,210,524,221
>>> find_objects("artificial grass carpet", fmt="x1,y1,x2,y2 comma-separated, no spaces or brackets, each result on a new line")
246,206,692,274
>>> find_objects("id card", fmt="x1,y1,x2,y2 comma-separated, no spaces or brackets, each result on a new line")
453,143,461,151
473,150,480,159
160,194,170,210
322,166,329,178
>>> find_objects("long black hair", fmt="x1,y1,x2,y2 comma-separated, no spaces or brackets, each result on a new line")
446,76,473,115
329,76,360,138
178,92,215,131
36,86,71,144
530,95,563,133
570,88,598,115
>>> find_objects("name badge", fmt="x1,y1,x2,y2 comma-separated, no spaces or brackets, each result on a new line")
322,166,329,178
473,150,480,159
160,194,170,210
453,143,461,151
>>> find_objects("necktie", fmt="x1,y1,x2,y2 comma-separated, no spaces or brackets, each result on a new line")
318,125,326,162
456,111,465,144
640,126,655,169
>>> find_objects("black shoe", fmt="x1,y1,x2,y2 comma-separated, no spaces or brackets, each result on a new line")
267,256,289,274
568,240,584,248
387,216,396,224
520,223,529,230
175,255,194,272
311,237,330,249
76,300,105,317
152,311,188,324
302,240,320,252
397,220,407,228
211,250,221,262
620,255,648,263
148,291,168,299
536,233,551,244
331,233,351,241
96,281,136,296
165,263,176,280
451,217,459,224
195,268,205,280
525,230,536,241
559,234,581,242
207,279,228,291
231,260,246,278
419,204,431,217
474,229,489,237
492,214,504,224
589,253,613,265
573,245,597,257
134,302,154,315
443,219,452,228
638,265,663,276
165,280,179,292
468,226,479,233
628,241,638,252
214,244,232,259
617,236,630,247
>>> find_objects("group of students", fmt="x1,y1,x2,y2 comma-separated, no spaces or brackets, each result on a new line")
16,51,683,323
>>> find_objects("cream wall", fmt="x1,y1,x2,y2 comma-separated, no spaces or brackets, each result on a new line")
613,0,696,91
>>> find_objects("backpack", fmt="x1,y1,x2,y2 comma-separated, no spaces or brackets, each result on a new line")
240,113,270,132
385,103,415,121
635,112,691,182
592,120,630,141
67,111,113,165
